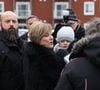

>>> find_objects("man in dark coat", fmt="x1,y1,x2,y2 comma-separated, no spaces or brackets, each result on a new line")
0,11,24,90
20,15,39,41
62,9,85,41
52,9,85,45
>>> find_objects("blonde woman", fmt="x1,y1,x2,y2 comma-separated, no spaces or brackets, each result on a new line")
23,21,64,90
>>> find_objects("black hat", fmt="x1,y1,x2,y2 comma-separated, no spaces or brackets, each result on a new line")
62,9,78,22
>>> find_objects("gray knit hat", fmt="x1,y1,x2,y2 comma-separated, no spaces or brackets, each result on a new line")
56,26,75,42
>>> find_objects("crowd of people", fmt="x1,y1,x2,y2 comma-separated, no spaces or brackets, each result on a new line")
55,17,100,90
0,9,100,90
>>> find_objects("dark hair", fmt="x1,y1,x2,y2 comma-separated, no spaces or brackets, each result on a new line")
26,15,39,23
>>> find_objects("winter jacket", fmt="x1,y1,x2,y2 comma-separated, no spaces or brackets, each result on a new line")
55,33,100,90
0,35,24,90
23,42,64,90
20,32,28,41
74,24,85,41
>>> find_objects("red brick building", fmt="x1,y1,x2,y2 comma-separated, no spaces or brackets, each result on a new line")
0,0,100,29
54,0,100,28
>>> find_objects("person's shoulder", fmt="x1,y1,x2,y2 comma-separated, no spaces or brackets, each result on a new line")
62,57,86,72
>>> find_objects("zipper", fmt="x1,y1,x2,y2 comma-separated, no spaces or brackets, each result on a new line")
85,79,87,90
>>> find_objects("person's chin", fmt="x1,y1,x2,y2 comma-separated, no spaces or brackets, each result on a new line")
48,44,53,48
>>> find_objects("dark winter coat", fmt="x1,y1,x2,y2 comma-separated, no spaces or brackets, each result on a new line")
20,32,28,41
74,24,85,41
55,33,100,90
23,42,64,90
0,35,24,90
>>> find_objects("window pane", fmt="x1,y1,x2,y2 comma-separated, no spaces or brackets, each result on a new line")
57,5,61,10
54,2,69,19
16,2,31,19
0,2,4,14
84,2,95,15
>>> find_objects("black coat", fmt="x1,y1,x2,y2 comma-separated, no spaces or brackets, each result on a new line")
20,32,28,41
23,42,64,90
74,24,85,41
0,35,24,90
55,34,100,90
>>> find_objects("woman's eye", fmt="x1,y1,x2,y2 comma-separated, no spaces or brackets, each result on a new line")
43,34,49,37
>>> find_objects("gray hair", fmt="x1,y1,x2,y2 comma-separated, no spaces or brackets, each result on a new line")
85,17,100,35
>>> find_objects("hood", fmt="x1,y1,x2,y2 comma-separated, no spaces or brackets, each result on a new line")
70,33,100,68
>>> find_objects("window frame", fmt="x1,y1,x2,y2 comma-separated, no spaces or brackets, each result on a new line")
0,2,4,14
84,1,95,15
54,2,69,19
16,2,31,19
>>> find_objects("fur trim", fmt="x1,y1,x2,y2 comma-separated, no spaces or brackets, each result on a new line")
71,33,100,55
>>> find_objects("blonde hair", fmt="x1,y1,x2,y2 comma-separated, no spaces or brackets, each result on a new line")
29,21,52,44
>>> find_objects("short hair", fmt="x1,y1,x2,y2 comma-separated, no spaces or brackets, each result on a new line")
26,15,39,24
29,21,52,44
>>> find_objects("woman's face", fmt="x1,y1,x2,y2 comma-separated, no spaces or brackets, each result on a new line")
40,31,53,48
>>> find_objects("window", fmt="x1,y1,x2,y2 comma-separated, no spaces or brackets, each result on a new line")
84,1,95,15
16,2,31,19
54,2,69,19
0,2,4,14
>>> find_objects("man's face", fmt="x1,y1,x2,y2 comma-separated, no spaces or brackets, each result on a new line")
1,12,19,41
27,17,39,29
67,20,78,31
1,13,18,31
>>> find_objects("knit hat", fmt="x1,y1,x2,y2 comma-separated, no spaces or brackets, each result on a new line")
62,9,78,23
56,26,75,42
